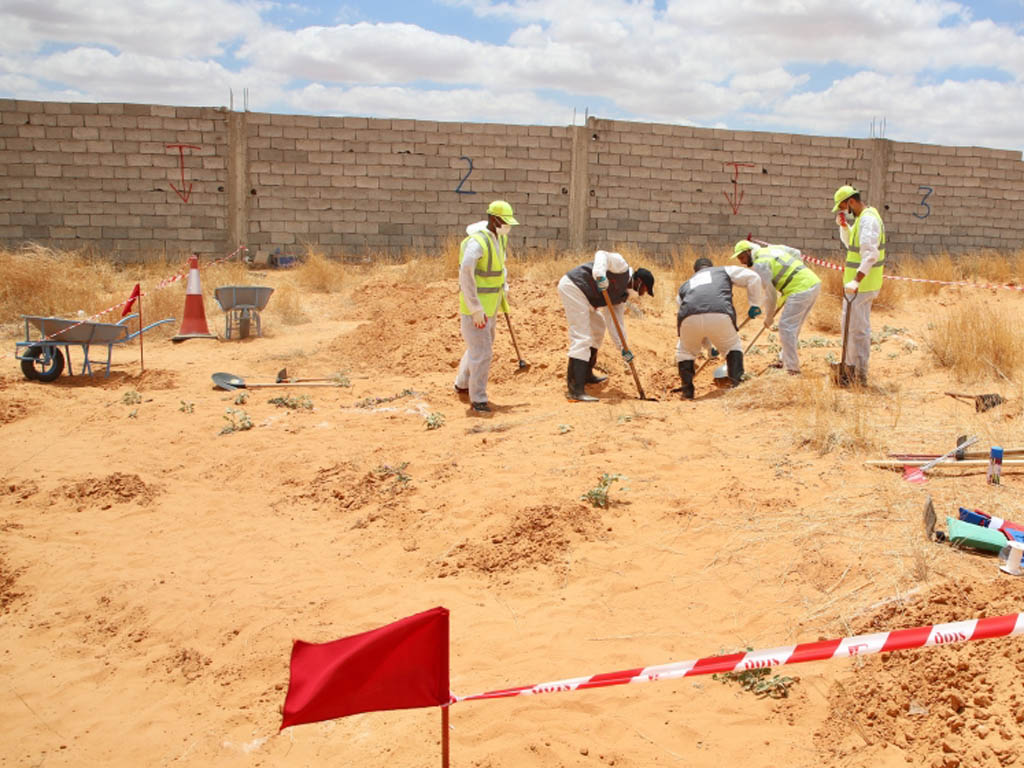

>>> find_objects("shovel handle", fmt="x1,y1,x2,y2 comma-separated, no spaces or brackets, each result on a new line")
601,289,646,400
503,312,525,363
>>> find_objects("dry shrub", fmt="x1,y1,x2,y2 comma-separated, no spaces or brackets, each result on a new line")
727,371,809,411
928,296,1024,380
296,247,344,293
268,283,309,325
797,376,884,455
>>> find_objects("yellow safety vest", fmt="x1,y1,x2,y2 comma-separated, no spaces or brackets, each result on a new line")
458,230,507,316
845,207,886,292
753,246,820,302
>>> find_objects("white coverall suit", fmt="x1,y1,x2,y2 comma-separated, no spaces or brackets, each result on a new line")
749,245,821,373
675,266,762,362
454,222,508,404
557,250,632,362
838,215,882,378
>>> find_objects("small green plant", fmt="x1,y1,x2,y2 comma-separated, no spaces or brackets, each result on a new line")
582,473,625,508
712,648,797,698
330,371,352,387
122,390,142,405
373,462,411,486
424,412,445,430
221,408,253,435
268,395,313,410
233,391,249,405
179,400,194,414
558,424,573,434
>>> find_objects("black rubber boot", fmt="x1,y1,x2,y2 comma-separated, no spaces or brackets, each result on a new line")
586,347,607,384
677,360,695,399
726,350,744,387
566,357,598,401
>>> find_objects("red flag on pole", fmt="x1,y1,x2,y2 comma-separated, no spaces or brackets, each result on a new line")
280,606,449,730
122,283,141,317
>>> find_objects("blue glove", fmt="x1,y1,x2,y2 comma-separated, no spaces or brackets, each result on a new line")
747,306,762,319
710,347,719,358
595,275,609,292
621,349,634,364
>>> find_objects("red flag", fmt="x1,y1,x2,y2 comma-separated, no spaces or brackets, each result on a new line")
280,606,449,730
121,283,141,317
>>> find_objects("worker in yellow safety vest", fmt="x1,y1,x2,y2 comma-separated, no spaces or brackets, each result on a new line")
832,185,885,385
454,200,518,413
732,239,821,375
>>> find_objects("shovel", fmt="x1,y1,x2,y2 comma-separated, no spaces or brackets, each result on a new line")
945,392,1005,413
503,312,530,372
712,322,767,387
212,372,344,391
903,435,979,484
601,289,657,401
831,293,857,387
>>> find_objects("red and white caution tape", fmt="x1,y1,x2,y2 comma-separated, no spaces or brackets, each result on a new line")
33,246,247,342
800,253,1024,292
452,612,1024,703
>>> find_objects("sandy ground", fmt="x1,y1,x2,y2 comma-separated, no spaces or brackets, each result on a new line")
1,265,1023,768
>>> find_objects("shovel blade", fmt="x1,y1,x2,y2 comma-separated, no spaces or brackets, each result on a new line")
975,394,1005,412
903,465,927,484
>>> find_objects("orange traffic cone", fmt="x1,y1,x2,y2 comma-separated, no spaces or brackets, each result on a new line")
171,254,216,343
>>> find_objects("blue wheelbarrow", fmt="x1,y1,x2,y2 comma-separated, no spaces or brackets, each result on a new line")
16,313,174,381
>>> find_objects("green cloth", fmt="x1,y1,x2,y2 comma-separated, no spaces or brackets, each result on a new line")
946,516,1007,553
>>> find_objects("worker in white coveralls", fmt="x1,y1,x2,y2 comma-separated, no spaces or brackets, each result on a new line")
557,251,655,402
454,200,518,413
731,239,821,375
832,184,886,385
675,257,763,399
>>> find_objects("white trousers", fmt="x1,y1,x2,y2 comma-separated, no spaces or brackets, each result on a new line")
840,289,878,377
776,283,821,373
676,313,741,362
454,313,496,403
557,275,627,362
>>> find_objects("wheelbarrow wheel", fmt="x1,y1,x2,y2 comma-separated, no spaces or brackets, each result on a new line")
21,345,65,382
238,311,251,340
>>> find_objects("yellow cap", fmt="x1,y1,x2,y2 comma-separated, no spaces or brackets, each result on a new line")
731,239,756,259
832,185,859,213
487,200,519,226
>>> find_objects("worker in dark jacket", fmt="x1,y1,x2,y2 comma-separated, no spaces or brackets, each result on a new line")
557,250,654,401
675,257,762,398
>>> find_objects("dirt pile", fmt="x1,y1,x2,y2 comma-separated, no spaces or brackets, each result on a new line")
817,580,1024,767
60,472,159,510
435,503,606,579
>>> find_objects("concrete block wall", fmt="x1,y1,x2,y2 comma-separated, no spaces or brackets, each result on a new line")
245,114,571,253
1,100,1022,261
0,100,229,258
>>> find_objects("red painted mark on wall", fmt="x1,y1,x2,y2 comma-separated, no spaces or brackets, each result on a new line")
166,144,201,203
723,162,755,214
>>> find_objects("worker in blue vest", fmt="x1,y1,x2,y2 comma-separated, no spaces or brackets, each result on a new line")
731,239,821,375
454,200,518,413
675,257,762,398
833,185,886,385
557,251,655,401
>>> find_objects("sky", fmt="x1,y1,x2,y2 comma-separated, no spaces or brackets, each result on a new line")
1,0,1023,151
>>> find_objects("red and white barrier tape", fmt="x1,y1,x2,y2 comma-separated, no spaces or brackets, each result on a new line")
800,253,1024,292
34,246,247,342
452,612,1024,703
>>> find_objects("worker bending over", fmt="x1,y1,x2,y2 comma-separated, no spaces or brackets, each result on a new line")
557,251,655,402
675,257,762,399
732,239,821,375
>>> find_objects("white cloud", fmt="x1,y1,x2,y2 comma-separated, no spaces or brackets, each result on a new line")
0,0,1021,150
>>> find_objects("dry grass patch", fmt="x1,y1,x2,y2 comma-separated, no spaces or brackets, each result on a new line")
797,376,888,455
267,283,310,325
296,247,345,293
928,296,1024,380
